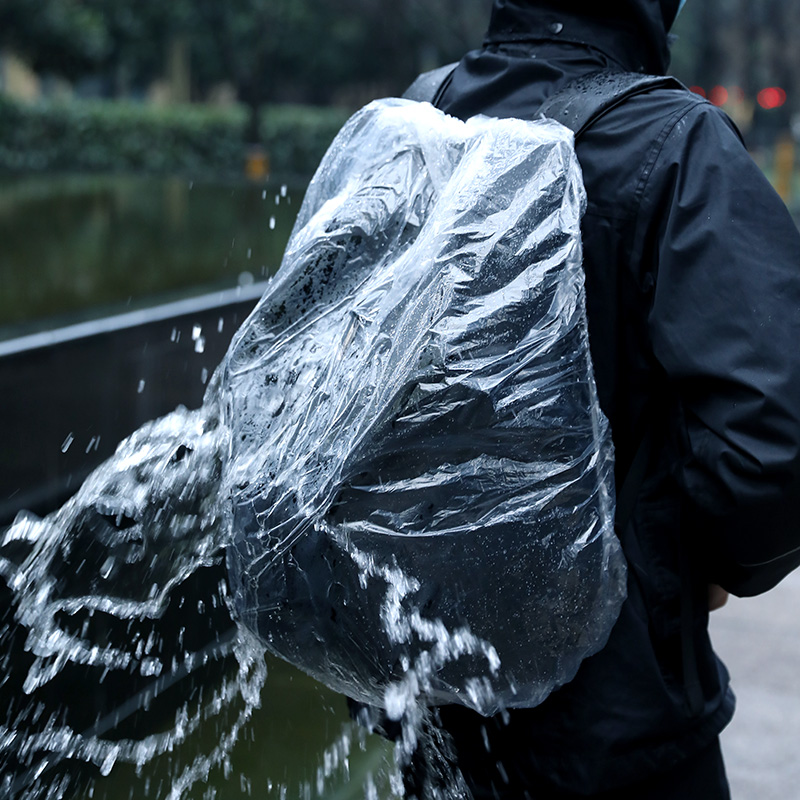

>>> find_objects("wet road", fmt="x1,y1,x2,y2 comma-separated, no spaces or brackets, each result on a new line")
712,567,800,799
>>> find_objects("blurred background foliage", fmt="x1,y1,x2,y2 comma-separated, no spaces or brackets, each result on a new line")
1,0,798,169
0,0,488,114
1,0,798,329
0,0,489,176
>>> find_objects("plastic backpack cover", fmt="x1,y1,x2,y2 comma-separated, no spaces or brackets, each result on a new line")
222,98,626,716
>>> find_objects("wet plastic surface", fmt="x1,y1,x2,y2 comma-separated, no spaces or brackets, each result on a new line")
222,99,626,715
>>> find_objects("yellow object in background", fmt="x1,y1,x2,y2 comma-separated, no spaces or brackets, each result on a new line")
774,133,795,203
246,147,270,181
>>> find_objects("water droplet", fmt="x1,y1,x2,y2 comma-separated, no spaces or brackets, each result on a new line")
496,760,510,784
269,216,276,230
217,317,224,333
194,336,205,354
550,21,564,33
137,379,146,394
280,184,288,197
61,433,74,453
99,748,118,776
201,367,209,384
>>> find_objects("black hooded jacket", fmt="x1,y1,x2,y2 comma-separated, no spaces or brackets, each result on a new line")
426,0,800,793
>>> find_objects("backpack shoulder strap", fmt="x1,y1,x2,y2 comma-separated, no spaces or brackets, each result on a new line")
402,63,457,103
538,71,686,138
402,65,686,140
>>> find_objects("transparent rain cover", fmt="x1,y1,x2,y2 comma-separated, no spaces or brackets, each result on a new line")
222,99,626,716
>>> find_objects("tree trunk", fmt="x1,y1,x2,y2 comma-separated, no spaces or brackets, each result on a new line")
245,99,260,146
167,36,191,104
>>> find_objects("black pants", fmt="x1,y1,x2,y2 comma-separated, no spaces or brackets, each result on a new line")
401,724,730,800
349,699,731,799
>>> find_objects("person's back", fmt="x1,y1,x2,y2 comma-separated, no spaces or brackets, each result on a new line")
409,1,800,797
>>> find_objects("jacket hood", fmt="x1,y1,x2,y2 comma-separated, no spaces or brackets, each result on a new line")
486,0,683,74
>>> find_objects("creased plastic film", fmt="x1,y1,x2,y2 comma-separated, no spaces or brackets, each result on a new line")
222,99,626,715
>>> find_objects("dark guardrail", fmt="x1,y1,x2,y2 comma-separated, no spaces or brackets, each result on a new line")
0,283,267,526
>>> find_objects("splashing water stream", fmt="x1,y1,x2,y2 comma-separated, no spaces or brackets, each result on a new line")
0,402,491,800
0,99,626,799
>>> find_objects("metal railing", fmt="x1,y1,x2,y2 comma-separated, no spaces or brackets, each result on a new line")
0,283,266,525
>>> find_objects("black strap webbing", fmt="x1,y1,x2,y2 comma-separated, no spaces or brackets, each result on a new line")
402,63,457,103
537,72,684,137
402,66,685,139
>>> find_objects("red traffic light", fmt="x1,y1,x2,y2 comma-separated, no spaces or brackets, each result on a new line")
757,87,787,110
709,85,729,106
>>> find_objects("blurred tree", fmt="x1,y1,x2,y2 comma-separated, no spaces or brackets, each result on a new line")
405,0,490,69
0,0,490,113
186,0,488,140
81,0,188,96
189,0,337,141
671,0,798,142
339,0,489,95
0,0,109,78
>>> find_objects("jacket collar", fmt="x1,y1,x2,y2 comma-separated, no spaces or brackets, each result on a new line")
485,0,682,75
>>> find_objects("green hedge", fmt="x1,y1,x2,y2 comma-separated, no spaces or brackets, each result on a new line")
0,96,350,177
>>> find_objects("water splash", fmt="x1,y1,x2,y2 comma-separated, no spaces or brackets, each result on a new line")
0,99,627,799
0,403,494,800
0,398,478,799
0,402,265,799
2,406,226,692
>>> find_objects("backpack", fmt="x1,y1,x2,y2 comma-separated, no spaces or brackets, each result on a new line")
222,70,679,717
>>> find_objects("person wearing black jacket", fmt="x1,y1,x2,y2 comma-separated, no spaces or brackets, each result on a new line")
401,1,800,798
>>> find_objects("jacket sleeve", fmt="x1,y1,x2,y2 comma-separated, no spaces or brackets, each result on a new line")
640,101,800,596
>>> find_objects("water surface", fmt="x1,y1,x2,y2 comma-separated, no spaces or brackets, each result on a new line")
0,174,303,336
